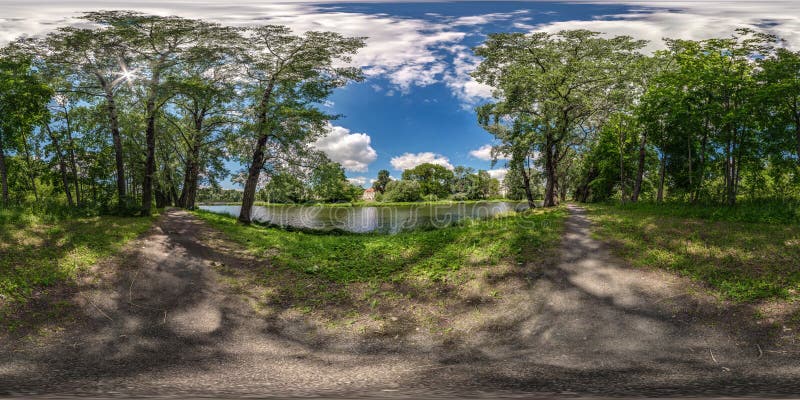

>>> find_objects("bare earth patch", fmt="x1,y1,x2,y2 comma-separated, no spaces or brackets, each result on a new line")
1,207,799,397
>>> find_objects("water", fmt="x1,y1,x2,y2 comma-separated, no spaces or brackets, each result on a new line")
199,201,532,234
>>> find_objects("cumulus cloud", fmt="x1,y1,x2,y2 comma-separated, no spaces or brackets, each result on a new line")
442,45,495,108
313,124,377,172
390,152,454,171
347,176,368,186
487,168,508,182
530,1,800,52
469,144,510,161
448,10,530,27
0,0,465,91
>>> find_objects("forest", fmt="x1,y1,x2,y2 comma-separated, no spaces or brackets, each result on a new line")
1,13,800,225
476,28,800,210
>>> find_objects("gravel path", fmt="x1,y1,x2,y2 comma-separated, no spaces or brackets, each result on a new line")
1,207,798,397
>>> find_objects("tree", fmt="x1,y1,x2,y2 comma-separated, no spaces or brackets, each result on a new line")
372,169,391,194
761,48,800,168
382,180,422,202
311,161,351,202
42,24,135,212
451,166,475,196
82,11,228,215
401,162,454,199
259,172,305,203
235,26,364,223
0,45,52,207
474,30,646,207
166,43,238,210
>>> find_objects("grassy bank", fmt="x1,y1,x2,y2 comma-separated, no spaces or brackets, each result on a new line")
194,208,566,332
0,209,153,322
585,202,800,302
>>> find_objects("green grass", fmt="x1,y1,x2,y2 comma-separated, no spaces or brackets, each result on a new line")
195,207,566,283
0,210,154,307
586,202,800,302
602,199,800,224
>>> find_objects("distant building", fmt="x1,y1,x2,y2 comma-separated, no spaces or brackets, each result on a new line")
362,187,376,201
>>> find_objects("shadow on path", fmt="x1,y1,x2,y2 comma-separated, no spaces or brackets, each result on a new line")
1,207,798,397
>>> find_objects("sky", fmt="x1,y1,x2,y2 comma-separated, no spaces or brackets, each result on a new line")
2,0,799,188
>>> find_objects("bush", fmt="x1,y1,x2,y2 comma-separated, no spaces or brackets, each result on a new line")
382,180,422,202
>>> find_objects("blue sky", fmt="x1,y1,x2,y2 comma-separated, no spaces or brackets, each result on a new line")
1,0,798,188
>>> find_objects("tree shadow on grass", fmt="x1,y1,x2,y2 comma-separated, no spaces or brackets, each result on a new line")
1,208,799,396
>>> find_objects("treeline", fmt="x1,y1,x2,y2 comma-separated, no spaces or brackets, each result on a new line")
0,11,363,223
250,164,502,204
476,29,800,207
368,164,501,202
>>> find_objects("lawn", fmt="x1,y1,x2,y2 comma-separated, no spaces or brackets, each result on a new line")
0,209,154,312
196,207,565,282
585,202,800,302
194,208,566,331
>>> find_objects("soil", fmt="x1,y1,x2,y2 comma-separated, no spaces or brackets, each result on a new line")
1,206,798,397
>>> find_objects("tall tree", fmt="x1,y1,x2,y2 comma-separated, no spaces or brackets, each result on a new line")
235,26,364,224
83,11,226,215
761,48,800,168
42,26,135,212
372,169,391,194
401,163,454,199
0,45,52,206
474,30,646,207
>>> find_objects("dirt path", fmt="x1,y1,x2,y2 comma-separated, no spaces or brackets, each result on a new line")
1,207,799,397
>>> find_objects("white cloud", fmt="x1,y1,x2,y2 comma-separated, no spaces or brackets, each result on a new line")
487,168,508,182
347,176,368,186
0,1,465,92
448,10,529,27
442,45,494,108
469,144,509,161
313,124,377,172
390,152,454,171
529,1,800,52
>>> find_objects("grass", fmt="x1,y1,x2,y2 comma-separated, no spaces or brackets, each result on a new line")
194,208,566,333
196,208,565,283
0,209,154,311
585,202,800,302
603,198,800,224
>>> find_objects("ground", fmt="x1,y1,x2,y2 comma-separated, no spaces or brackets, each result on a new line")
1,206,799,397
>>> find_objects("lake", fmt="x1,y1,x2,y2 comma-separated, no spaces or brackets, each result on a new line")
199,201,532,234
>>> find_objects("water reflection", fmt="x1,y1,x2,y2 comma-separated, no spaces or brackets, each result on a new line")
199,201,532,234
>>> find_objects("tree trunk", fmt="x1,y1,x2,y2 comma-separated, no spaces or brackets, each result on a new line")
141,110,156,215
141,70,161,217
239,78,278,223
178,147,200,210
62,108,81,206
104,89,127,211
45,124,74,208
631,131,647,202
155,186,167,209
519,160,535,209
657,153,666,203
543,141,557,207
0,134,8,207
239,134,269,224
694,120,709,203
619,123,626,202
794,110,800,167
21,133,39,203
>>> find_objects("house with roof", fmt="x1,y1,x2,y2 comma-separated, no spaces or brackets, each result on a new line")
362,187,376,202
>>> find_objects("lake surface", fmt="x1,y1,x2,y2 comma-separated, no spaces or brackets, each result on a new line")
199,201,531,234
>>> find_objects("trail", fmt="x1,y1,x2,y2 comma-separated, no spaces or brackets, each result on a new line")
1,207,798,397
